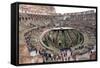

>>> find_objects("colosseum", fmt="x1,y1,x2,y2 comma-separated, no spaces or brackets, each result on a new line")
19,4,96,64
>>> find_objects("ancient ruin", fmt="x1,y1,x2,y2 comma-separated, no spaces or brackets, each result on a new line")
19,4,96,64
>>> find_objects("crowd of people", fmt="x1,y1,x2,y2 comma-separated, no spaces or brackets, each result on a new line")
28,46,96,63
29,48,73,62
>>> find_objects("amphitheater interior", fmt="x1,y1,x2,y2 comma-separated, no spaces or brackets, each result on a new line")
19,5,96,64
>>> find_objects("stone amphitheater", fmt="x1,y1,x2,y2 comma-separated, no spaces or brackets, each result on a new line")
19,5,96,64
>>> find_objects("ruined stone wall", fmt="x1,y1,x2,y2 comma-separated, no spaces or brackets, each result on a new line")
19,10,96,63
19,4,56,15
19,10,96,45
